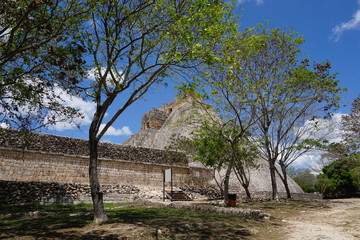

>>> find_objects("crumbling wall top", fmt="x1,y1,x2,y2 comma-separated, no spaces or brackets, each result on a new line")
0,128,188,166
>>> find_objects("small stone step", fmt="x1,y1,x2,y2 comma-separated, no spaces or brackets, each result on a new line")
166,191,192,201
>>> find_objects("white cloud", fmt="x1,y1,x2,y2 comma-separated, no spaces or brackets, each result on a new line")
46,87,96,131
331,9,360,42
296,113,346,144
87,67,123,85
0,27,10,42
0,122,10,129
291,151,323,169
291,113,347,170
237,0,264,6
99,124,132,136
87,67,106,81
0,77,96,131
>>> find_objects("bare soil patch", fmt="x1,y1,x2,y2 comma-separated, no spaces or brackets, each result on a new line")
283,198,360,240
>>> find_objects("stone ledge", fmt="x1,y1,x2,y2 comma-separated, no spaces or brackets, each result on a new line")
0,147,195,169
0,128,188,167
137,199,271,220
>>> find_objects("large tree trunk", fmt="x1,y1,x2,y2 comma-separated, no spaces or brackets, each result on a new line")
269,160,279,200
89,132,108,222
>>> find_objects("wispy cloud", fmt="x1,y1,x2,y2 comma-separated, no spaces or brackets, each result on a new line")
298,113,346,143
99,124,132,136
46,86,97,131
292,152,323,169
331,6,360,42
237,0,264,6
87,67,123,85
292,113,347,170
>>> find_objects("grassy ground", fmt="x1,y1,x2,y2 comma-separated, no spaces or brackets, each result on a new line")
0,199,330,240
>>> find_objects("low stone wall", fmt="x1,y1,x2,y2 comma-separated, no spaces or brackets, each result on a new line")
250,191,323,200
0,180,140,205
139,199,271,219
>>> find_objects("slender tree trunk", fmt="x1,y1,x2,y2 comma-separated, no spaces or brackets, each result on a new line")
242,184,251,199
223,160,234,206
234,163,252,199
89,129,108,222
269,160,279,200
212,169,224,195
283,176,292,198
278,164,292,198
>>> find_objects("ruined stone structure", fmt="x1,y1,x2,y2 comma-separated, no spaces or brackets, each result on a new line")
123,97,210,150
142,108,168,130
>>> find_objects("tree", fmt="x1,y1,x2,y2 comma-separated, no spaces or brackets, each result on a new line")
232,137,259,199
342,95,360,149
0,0,88,130
193,124,230,196
168,122,258,200
287,167,317,193
315,154,360,198
181,25,286,204
316,96,360,198
243,27,343,199
82,0,235,222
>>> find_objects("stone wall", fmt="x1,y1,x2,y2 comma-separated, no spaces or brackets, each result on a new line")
0,147,210,187
250,191,323,200
0,128,187,166
0,129,213,204
0,180,140,205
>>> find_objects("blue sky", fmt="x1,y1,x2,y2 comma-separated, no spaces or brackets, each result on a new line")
45,0,360,164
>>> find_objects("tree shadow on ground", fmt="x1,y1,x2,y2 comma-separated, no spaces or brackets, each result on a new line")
105,207,253,239
0,212,94,240
0,206,255,240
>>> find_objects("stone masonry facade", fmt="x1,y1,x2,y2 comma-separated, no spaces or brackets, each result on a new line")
0,129,212,204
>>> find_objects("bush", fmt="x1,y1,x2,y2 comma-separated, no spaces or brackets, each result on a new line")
287,168,317,193
315,154,360,198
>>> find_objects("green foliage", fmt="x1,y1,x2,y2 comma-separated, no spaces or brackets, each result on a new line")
0,0,88,130
193,124,228,169
315,153,360,198
192,123,257,170
287,167,317,193
230,25,343,199
83,0,237,140
317,96,360,199
83,0,237,221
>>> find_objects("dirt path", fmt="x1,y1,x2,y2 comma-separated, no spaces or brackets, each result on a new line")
284,198,360,240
